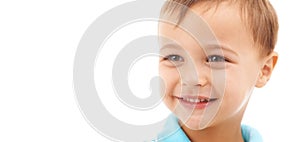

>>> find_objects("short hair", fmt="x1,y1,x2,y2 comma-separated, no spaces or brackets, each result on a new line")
161,0,279,56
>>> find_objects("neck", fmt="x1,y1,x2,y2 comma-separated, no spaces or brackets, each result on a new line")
181,113,245,142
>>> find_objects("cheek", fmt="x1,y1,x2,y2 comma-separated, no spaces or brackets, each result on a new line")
218,69,256,117
224,78,249,109
159,66,180,109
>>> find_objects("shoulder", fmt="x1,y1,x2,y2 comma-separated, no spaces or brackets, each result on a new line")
241,125,263,142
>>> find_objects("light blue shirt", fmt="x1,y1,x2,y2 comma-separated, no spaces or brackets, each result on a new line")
154,114,263,142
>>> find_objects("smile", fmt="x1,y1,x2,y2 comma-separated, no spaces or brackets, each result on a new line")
182,97,217,103
176,96,218,109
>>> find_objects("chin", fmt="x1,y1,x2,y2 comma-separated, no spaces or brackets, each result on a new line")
179,114,212,130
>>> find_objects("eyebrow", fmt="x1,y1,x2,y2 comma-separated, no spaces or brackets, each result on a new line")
160,43,239,57
204,43,239,57
159,43,183,51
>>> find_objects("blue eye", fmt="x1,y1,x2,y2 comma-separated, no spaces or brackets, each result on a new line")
164,55,184,62
207,55,226,62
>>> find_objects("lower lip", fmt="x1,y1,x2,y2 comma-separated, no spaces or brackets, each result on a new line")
178,99,217,109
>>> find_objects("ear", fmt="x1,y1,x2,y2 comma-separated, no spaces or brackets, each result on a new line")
255,52,278,88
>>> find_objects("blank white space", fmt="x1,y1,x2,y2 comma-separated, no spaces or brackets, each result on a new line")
128,56,160,99
94,20,170,125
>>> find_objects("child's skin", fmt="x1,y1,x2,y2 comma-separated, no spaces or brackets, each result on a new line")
159,1,277,142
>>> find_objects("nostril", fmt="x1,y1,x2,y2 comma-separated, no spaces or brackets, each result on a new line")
180,77,208,87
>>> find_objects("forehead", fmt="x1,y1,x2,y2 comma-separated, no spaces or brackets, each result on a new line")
159,1,254,55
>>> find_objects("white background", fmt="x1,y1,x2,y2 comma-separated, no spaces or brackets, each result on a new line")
0,0,299,142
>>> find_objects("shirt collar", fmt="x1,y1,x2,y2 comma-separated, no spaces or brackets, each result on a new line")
156,114,263,142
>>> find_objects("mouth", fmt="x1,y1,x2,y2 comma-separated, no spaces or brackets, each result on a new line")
175,96,218,109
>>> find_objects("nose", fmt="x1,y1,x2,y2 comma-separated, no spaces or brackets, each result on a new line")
180,62,209,87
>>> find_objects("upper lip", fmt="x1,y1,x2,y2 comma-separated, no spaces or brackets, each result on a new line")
175,95,217,99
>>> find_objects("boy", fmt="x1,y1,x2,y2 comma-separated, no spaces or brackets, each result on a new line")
158,0,278,141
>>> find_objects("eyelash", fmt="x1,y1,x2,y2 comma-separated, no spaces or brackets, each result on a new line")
163,54,229,62
207,55,230,62
163,54,184,62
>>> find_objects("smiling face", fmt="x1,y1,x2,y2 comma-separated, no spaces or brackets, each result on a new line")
159,2,266,130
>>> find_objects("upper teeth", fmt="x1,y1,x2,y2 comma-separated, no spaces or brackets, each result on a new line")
183,98,209,103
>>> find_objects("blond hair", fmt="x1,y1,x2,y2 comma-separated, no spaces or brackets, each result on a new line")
161,0,279,56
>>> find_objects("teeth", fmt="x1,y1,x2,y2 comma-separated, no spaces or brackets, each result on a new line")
182,98,210,103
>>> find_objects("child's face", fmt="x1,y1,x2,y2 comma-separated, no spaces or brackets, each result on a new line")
159,2,265,130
